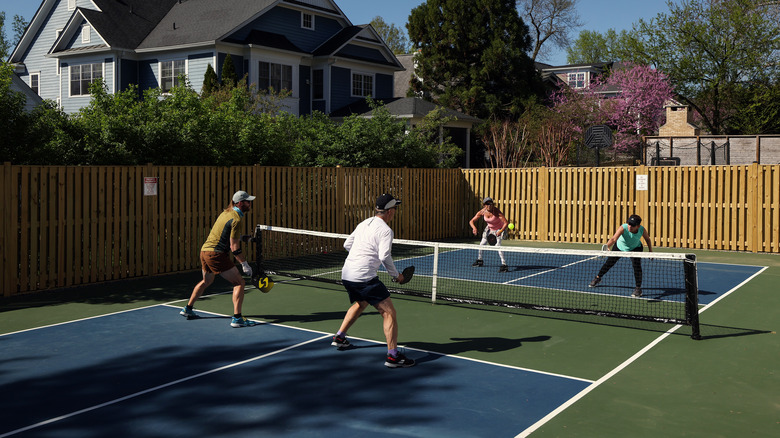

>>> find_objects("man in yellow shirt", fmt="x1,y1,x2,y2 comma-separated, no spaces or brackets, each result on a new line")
180,190,257,327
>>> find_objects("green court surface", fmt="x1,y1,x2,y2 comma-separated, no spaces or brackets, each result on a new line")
1,244,778,437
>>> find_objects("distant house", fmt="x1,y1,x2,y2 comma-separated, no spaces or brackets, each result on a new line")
537,61,621,98
9,0,403,115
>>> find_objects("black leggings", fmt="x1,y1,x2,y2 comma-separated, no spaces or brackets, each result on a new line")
597,244,643,287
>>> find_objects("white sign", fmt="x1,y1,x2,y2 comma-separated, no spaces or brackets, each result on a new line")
636,174,648,191
144,177,158,196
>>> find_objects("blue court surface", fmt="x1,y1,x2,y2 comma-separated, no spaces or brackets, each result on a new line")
0,305,591,438
0,259,764,437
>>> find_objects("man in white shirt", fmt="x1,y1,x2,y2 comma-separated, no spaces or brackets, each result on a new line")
331,193,415,368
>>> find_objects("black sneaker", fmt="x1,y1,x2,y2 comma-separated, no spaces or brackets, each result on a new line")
331,335,351,350
499,264,508,272
385,352,416,368
472,259,484,267
589,276,601,288
632,287,643,297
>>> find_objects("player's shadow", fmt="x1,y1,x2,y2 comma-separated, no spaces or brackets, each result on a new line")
406,335,550,359
253,311,349,324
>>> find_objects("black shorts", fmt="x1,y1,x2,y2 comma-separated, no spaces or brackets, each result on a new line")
342,277,391,305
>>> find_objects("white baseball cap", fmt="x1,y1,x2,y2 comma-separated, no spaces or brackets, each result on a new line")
232,190,256,203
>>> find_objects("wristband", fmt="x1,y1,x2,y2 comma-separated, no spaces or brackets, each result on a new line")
232,248,242,256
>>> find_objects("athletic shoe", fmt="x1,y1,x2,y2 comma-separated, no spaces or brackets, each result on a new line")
499,264,508,272
632,287,643,297
179,307,198,319
230,316,259,328
331,335,351,350
472,259,484,267
589,277,601,288
385,352,416,368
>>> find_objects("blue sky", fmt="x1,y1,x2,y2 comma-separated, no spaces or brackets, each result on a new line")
2,0,670,65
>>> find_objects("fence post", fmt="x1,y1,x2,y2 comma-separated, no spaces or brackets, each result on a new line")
538,167,549,241
635,165,649,229
1,162,11,297
336,166,346,234
748,162,759,252
144,163,159,275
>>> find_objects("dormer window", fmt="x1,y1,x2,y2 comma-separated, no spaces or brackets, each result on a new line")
302,12,314,30
568,72,586,89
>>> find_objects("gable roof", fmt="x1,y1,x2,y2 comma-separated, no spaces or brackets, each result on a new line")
137,0,279,50
81,0,180,51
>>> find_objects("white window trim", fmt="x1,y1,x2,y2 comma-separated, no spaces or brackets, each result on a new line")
159,58,188,94
351,71,374,98
69,62,104,97
81,26,91,44
29,72,40,95
68,0,76,11
258,60,295,94
567,72,587,89
301,12,314,30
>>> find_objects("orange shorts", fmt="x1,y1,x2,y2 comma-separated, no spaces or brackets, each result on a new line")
200,251,235,274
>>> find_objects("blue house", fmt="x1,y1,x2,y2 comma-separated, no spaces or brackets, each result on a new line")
9,0,403,115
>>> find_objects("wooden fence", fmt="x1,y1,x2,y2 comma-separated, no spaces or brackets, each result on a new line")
2,163,778,296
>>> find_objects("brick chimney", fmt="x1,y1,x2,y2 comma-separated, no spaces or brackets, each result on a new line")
658,100,700,136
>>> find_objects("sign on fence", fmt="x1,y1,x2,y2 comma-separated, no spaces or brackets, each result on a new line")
144,177,158,196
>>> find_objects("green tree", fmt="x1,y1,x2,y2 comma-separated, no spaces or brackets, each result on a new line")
625,0,780,134
221,54,237,88
202,63,219,96
1,12,9,59
407,0,542,120
370,16,411,54
565,29,631,64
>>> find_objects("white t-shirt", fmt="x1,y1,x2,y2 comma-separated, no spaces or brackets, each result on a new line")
341,216,399,282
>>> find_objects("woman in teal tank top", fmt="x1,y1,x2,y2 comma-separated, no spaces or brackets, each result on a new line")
589,214,653,297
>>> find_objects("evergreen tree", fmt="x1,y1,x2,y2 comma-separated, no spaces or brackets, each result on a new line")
221,54,237,88
202,64,219,95
407,0,542,120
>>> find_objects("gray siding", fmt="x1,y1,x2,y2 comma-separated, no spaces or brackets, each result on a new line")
18,2,73,104
66,20,104,50
189,52,216,93
299,65,311,115
330,66,353,111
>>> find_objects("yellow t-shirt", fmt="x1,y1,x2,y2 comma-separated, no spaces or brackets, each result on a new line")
200,208,243,253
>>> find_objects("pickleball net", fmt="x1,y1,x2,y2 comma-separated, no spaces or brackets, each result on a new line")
253,225,700,339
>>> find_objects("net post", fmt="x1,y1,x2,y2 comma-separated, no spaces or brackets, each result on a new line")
684,254,701,340
431,243,439,304
252,224,264,277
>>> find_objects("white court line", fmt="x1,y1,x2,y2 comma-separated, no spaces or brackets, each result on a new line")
0,334,331,438
515,264,769,438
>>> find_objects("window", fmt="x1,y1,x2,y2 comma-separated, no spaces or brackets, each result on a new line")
30,73,39,95
258,61,293,92
352,72,373,97
302,13,314,30
81,26,91,43
313,69,323,100
70,63,103,96
161,59,186,92
568,72,586,89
